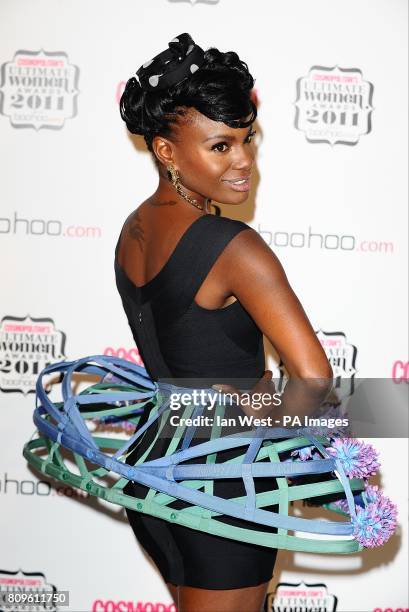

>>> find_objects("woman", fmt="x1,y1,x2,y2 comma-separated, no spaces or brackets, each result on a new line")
116,33,333,612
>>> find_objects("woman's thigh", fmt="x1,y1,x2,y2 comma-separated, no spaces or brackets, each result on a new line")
178,581,270,612
126,509,277,590
125,508,184,584
169,522,277,590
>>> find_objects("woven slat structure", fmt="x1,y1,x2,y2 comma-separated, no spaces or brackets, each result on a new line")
23,355,396,553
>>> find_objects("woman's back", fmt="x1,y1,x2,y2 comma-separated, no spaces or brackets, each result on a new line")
114,210,265,384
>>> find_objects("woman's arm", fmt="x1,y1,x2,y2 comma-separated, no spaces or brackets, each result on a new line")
224,227,332,380
217,226,334,419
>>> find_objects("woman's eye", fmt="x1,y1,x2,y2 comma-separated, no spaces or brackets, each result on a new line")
211,130,257,153
212,142,229,152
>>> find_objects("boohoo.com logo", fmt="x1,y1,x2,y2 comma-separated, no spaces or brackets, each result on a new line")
265,581,338,612
294,65,374,145
0,49,79,130
0,315,66,395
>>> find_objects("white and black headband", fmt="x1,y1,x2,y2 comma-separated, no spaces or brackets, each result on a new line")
136,32,205,91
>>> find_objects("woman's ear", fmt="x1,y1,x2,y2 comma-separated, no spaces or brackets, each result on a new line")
152,135,174,168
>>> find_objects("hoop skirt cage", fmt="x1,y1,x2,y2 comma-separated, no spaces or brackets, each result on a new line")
22,355,397,553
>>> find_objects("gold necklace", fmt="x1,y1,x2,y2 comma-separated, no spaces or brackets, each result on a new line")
166,164,210,212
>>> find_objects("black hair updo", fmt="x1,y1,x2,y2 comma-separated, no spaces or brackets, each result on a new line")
119,46,257,157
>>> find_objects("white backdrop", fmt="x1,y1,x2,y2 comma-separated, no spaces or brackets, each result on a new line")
1,0,408,610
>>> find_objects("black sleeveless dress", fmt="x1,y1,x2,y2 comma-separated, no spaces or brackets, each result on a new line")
114,213,279,589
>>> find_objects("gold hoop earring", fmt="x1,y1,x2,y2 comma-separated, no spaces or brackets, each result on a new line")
166,164,206,211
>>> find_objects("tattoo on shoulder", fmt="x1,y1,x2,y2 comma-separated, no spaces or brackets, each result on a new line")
148,199,178,209
127,210,145,251
126,200,178,250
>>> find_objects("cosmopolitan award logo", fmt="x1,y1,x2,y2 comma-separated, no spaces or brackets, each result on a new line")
294,65,374,145
317,329,358,397
265,581,338,612
0,569,61,612
0,315,66,394
0,49,80,130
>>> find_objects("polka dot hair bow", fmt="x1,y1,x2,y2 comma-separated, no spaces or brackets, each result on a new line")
136,32,205,91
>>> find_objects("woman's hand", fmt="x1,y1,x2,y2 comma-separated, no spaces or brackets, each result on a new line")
211,369,279,418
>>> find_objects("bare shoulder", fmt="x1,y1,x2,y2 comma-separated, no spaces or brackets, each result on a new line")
221,220,287,289
122,204,145,230
120,203,152,245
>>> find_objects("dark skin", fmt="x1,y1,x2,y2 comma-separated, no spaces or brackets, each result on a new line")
117,107,333,612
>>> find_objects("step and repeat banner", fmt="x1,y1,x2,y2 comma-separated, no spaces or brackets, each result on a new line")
1,0,408,611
